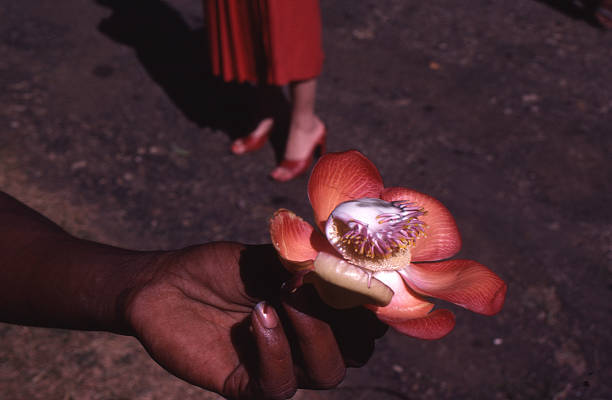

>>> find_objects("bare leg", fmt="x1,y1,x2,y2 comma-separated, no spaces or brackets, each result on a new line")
270,78,325,181
285,78,324,160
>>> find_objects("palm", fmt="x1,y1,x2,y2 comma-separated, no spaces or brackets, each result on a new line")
126,242,386,399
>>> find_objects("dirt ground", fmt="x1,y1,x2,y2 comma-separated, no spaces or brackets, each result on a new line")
1,0,611,399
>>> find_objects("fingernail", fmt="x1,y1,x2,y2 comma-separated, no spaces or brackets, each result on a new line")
254,301,278,329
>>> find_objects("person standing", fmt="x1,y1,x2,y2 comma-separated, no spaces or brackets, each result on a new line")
204,0,327,181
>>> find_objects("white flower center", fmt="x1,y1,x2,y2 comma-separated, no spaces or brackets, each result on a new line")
325,198,425,272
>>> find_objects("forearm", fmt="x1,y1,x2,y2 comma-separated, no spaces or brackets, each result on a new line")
0,192,159,334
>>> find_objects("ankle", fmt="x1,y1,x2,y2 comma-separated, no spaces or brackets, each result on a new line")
289,115,322,135
283,119,325,161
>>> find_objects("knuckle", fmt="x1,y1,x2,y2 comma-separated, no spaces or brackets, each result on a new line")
261,378,298,400
223,366,263,400
310,364,346,389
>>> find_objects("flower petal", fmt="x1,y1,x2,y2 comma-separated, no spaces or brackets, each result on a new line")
365,270,434,323
308,151,384,231
382,187,461,262
388,309,456,340
269,209,330,272
308,251,394,308
403,260,507,315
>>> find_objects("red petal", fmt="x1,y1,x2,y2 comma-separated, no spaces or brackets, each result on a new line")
381,187,461,262
365,271,434,322
388,309,456,340
269,209,330,271
308,151,384,231
404,260,507,315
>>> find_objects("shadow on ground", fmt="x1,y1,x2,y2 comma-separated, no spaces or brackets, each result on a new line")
96,0,290,147
536,0,605,27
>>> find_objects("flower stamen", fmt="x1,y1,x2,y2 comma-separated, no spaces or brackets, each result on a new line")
325,198,426,272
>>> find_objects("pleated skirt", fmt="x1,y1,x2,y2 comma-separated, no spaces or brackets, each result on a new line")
204,0,324,85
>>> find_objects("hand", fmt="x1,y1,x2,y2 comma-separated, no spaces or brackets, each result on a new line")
124,242,387,400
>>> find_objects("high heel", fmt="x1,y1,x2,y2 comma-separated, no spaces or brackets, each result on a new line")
270,125,327,182
231,118,273,155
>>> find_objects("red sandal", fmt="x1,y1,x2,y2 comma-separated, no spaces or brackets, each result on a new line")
231,118,274,155
270,125,327,182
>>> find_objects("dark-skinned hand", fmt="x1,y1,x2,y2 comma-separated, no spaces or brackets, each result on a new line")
125,242,387,400
0,191,386,399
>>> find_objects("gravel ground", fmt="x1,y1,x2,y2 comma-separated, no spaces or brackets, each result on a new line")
1,0,611,399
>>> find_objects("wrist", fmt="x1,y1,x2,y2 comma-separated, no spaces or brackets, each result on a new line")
97,247,170,335
34,236,171,335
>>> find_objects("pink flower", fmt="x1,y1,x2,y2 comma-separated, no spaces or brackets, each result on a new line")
270,150,507,339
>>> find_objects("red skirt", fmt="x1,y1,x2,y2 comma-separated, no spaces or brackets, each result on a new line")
204,0,324,85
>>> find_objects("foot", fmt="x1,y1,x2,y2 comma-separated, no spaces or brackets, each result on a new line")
270,118,326,182
284,117,325,161
231,118,274,155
